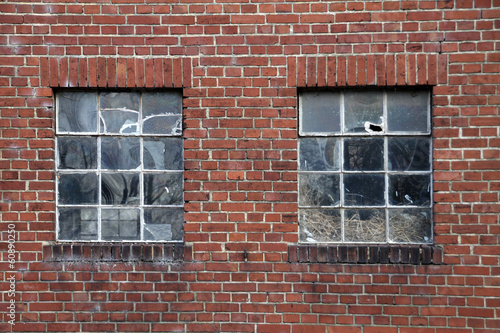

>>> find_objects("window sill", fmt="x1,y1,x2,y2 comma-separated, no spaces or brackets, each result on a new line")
43,243,191,263
288,244,443,265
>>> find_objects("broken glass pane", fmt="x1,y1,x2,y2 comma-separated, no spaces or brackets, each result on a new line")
58,208,98,240
143,137,183,170
101,137,140,170
387,90,429,133
57,92,98,133
388,137,430,171
143,115,182,135
101,208,140,240
389,208,432,243
100,110,139,134
143,91,182,135
389,174,431,206
57,137,97,169
100,92,140,111
144,208,184,241
299,208,341,242
300,91,341,134
344,209,386,242
299,138,340,171
101,173,140,205
58,173,98,205
144,172,183,206
344,138,384,171
299,173,340,207
344,174,385,206
344,91,383,133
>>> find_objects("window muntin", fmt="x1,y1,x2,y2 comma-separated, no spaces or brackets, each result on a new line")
56,91,183,242
299,89,432,244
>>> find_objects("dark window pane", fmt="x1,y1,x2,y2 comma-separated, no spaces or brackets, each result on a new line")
100,110,139,134
344,174,385,206
344,91,383,133
344,138,384,171
144,208,184,241
101,208,140,240
389,208,432,243
389,174,431,206
144,173,183,206
299,209,341,242
58,208,97,240
57,92,98,133
299,138,340,171
57,137,97,169
299,174,340,207
100,92,140,111
344,209,386,242
387,90,429,133
101,173,140,205
143,137,183,170
388,137,430,171
101,137,140,170
300,91,341,134
58,173,98,205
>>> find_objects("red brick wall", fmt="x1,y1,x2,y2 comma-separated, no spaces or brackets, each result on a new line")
1,0,500,332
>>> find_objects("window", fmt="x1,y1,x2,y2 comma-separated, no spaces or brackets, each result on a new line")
56,91,183,242
298,89,432,244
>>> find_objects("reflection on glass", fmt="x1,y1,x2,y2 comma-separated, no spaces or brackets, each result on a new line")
344,174,385,206
299,173,340,207
387,90,428,133
143,91,182,117
144,208,184,241
388,138,430,171
344,138,384,171
344,209,386,242
144,173,183,206
58,173,98,205
100,92,140,111
143,115,182,135
58,137,97,169
58,208,97,240
344,91,383,133
101,137,140,170
101,173,140,205
389,175,430,206
100,110,139,134
299,138,340,171
299,209,341,242
300,91,341,134
389,209,432,243
143,137,183,170
101,209,140,240
57,92,98,133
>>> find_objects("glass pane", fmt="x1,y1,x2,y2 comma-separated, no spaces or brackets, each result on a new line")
144,208,184,241
100,110,139,135
101,137,140,170
58,208,97,240
389,174,431,206
300,91,341,134
143,115,182,135
57,137,97,169
101,208,140,240
57,92,98,133
144,173,183,206
299,209,341,242
389,208,432,243
344,138,384,171
344,209,386,242
387,90,429,133
299,138,340,171
100,92,140,111
344,174,385,206
143,91,182,135
299,173,340,207
344,91,383,133
388,138,430,171
143,137,183,170
101,173,140,205
58,173,98,205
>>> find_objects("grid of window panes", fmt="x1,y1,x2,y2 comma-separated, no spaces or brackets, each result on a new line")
56,91,183,242
299,90,432,244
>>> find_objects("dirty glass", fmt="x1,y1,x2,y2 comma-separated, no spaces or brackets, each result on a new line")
389,175,431,206
344,209,386,242
299,209,341,243
387,90,429,133
299,138,340,171
143,137,183,171
58,137,97,169
344,138,384,171
144,208,184,241
388,137,430,171
58,208,98,240
100,92,140,111
101,137,141,170
58,173,98,205
101,209,140,240
300,91,341,134
143,91,182,135
144,173,183,206
344,91,383,133
101,173,140,205
344,174,385,206
100,110,139,134
389,209,432,243
299,173,340,207
57,92,98,133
